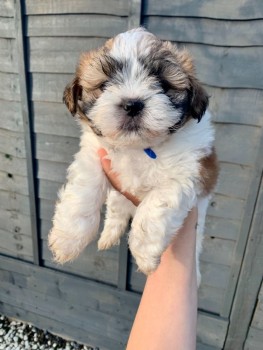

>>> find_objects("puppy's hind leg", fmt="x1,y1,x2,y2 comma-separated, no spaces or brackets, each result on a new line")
98,190,135,250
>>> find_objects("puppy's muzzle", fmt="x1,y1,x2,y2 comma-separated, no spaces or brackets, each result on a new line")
123,99,144,117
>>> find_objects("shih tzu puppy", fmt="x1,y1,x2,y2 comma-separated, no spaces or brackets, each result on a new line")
48,28,218,282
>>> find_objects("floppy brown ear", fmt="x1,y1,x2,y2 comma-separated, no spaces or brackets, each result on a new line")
63,77,82,116
189,77,209,123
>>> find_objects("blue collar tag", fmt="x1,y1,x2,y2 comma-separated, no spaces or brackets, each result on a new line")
144,148,157,159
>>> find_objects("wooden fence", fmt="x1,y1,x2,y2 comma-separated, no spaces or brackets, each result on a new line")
0,0,262,349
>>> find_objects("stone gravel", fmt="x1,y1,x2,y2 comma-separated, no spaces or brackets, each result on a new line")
0,315,98,350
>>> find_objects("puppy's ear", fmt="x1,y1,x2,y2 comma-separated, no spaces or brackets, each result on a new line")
63,78,82,116
189,77,209,123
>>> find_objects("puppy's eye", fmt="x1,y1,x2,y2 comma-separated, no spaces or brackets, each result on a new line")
98,82,107,91
160,80,171,93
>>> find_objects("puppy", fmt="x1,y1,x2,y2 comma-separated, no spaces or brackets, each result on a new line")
48,28,218,282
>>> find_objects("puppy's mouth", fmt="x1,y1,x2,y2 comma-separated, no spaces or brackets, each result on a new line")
119,115,142,133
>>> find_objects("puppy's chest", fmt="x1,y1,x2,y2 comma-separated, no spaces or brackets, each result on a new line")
109,150,197,197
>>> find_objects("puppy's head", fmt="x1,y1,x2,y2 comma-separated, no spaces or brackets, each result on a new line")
64,28,208,147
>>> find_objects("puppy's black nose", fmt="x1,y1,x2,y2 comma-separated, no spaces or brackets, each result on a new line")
123,99,144,117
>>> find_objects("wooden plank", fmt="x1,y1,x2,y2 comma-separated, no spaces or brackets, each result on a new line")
39,198,55,221
222,132,263,317
128,0,141,29
0,190,30,216
207,193,245,221
0,247,33,262
37,159,68,183
145,16,263,47
143,0,263,20
0,100,23,132
42,240,119,287
214,124,261,166
0,255,228,348
0,281,129,348
0,152,27,176
29,36,106,52
0,0,14,17
201,237,235,266
29,49,79,74
0,255,139,321
0,72,20,101
0,228,33,258
225,177,263,348
0,129,25,158
36,133,78,163
26,15,127,37
215,163,252,200
0,170,28,196
197,312,228,348
32,101,80,138
0,209,31,236
38,179,62,202
207,87,263,127
205,216,241,241
25,0,129,16
197,344,220,350
252,298,263,330
244,328,263,350
0,38,18,73
198,285,224,315
0,302,119,350
183,44,263,90
0,16,15,37
30,73,72,103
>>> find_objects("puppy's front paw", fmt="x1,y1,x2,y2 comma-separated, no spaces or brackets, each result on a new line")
48,229,83,264
135,254,161,275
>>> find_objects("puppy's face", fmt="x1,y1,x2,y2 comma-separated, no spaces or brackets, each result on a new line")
64,28,208,148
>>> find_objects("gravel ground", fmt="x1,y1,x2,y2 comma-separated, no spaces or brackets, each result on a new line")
0,315,98,350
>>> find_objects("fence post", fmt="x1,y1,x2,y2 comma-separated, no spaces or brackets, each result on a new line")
14,0,40,265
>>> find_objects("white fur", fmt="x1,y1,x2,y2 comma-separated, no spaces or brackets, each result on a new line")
49,28,215,281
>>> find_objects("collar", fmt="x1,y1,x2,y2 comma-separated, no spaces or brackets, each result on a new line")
144,148,157,159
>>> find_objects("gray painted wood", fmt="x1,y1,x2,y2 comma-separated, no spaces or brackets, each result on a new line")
207,87,263,127
207,193,245,221
0,255,229,349
25,0,129,16
0,129,25,158
36,133,78,163
38,179,62,202
222,132,263,317
145,16,263,46
42,222,119,285
143,0,263,19
37,159,68,183
183,44,263,90
0,190,30,216
0,100,23,132
33,102,79,138
251,283,263,330
26,15,127,37
197,312,228,348
0,0,14,17
0,228,33,258
225,177,263,348
0,16,15,38
0,37,18,73
30,73,72,103
214,124,261,166
128,0,141,29
215,163,252,200
244,328,263,350
0,209,31,236
0,72,20,101
0,170,28,196
0,152,27,176
198,285,225,315
201,237,235,266
205,216,241,241
29,36,106,52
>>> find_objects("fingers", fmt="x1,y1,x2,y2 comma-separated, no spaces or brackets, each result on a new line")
98,148,111,175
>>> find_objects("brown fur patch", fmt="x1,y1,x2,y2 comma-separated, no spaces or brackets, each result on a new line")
199,148,219,196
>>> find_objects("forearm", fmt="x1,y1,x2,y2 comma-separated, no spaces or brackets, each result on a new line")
126,209,198,350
